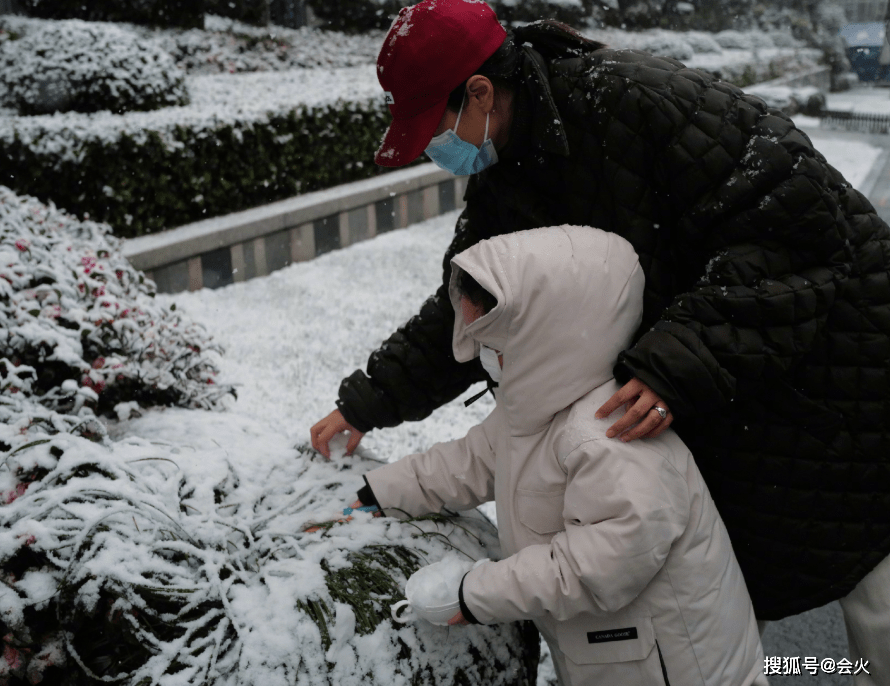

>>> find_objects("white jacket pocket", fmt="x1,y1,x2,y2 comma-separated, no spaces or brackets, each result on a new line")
516,489,565,536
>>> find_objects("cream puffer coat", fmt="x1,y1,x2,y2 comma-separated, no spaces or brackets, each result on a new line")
365,226,767,686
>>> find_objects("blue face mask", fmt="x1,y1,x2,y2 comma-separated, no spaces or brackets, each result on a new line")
425,97,499,176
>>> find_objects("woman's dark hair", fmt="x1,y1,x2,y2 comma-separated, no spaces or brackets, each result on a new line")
446,21,606,112
457,269,498,314
446,30,522,111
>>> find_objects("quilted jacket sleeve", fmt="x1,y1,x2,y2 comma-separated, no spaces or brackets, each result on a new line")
578,51,855,417
336,210,489,432
461,437,689,623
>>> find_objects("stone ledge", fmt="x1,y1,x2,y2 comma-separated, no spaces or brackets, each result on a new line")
122,163,466,293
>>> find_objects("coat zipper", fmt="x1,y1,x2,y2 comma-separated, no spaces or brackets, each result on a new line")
656,640,671,686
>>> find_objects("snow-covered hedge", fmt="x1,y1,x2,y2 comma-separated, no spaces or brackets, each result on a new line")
0,66,389,238
640,34,694,61
0,420,539,684
0,20,189,116
714,29,775,51
713,29,756,50
0,14,382,76
155,17,382,74
683,31,722,54
704,51,821,88
0,185,234,416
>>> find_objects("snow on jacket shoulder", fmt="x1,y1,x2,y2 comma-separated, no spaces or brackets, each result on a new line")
367,226,764,686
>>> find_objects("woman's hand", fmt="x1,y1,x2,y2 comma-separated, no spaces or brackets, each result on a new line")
447,610,469,626
310,409,365,459
595,378,673,442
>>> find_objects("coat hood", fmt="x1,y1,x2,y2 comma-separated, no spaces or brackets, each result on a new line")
449,226,644,435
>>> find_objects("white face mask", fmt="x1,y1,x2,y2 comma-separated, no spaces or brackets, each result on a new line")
479,346,502,383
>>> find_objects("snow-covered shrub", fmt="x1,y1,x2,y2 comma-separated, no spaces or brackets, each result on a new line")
702,50,821,88
0,13,382,76
0,413,540,684
767,30,804,48
0,185,234,416
684,31,722,53
640,34,694,61
0,66,389,238
0,20,188,115
154,16,382,74
748,31,775,48
714,29,755,50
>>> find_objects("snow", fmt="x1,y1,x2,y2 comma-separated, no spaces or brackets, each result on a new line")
820,87,890,115
0,19,188,115
0,65,381,166
150,215,496,469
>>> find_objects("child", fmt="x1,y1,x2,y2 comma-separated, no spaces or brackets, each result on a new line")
355,226,767,686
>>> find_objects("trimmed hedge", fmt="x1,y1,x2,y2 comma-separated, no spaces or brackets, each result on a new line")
0,20,189,115
1,68,392,238
18,0,205,29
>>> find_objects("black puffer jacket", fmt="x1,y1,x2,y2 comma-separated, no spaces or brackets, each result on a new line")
338,26,890,619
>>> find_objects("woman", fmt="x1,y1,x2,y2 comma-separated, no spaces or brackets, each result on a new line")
311,0,890,676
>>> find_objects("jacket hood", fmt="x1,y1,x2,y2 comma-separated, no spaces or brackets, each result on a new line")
449,226,644,435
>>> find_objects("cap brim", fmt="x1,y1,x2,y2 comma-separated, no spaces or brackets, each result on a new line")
375,98,450,168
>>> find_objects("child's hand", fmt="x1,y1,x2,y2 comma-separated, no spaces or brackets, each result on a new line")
303,500,380,533
447,610,469,626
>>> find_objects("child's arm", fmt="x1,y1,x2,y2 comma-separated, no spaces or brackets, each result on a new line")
362,409,499,518
460,437,690,623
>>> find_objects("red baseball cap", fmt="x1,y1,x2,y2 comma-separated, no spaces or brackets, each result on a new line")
374,0,507,167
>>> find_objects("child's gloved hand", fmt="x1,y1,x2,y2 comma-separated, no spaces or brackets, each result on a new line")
304,500,381,533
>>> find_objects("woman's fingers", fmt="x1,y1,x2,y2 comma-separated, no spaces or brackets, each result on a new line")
597,378,672,442
310,409,364,459
618,405,672,442
641,413,674,439
595,378,645,420
345,429,365,456
603,386,658,438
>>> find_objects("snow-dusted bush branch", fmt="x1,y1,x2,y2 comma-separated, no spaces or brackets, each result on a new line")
0,185,234,419
0,14,382,76
0,20,189,116
0,432,538,684
0,66,390,238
